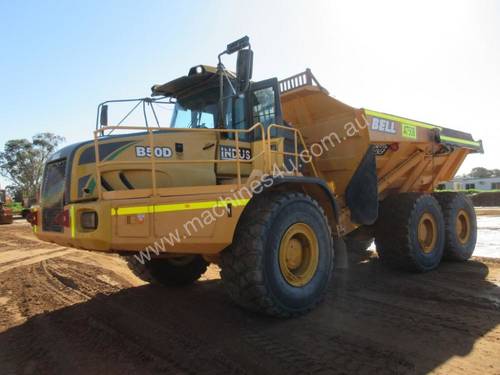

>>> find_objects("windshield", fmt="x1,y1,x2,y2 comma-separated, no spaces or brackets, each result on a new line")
170,82,247,131
41,159,66,232
170,102,217,129
42,159,66,207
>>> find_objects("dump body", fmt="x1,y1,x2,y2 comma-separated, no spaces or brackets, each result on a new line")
279,80,481,231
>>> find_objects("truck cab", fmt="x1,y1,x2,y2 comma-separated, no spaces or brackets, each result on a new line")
33,36,311,253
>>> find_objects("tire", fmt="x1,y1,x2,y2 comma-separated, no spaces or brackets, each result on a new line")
433,192,477,261
375,193,445,272
220,192,334,318
145,255,208,286
344,237,374,253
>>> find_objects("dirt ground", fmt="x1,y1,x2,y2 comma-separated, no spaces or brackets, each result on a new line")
0,221,499,375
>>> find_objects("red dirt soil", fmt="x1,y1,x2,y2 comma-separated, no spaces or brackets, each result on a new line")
0,221,499,374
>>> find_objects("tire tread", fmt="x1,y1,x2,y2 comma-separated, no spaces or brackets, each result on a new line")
220,192,333,317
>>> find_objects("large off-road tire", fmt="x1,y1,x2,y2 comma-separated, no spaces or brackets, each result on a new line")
145,255,208,286
433,192,477,261
220,192,334,318
375,193,445,272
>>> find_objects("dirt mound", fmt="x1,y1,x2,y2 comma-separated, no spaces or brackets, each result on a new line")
471,191,500,206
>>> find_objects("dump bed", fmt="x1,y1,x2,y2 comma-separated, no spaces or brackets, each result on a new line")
279,71,482,206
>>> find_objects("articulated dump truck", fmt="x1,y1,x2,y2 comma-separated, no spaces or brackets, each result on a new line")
0,189,13,224
32,37,482,317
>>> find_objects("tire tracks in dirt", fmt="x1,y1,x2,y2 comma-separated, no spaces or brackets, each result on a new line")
0,248,77,274
1,223,499,374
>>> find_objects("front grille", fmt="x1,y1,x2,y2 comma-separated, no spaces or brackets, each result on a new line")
41,159,66,232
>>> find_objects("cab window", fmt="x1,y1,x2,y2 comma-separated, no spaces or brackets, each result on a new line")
224,95,247,130
171,103,216,129
223,95,249,141
252,86,276,126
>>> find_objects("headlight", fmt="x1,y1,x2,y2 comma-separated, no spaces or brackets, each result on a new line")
188,65,205,76
81,211,98,230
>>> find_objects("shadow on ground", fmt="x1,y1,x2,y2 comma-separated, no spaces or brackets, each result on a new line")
1,252,499,375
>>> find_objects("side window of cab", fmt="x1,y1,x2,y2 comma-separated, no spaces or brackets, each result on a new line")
252,87,276,126
250,78,282,128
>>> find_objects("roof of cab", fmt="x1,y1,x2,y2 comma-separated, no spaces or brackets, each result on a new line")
151,65,235,98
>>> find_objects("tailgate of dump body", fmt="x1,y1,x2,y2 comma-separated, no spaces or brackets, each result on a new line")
363,108,483,197
364,109,483,153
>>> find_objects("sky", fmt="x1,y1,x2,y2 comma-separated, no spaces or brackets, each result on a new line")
1,0,499,187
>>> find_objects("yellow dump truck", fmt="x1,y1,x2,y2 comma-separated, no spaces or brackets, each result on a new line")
0,189,13,224
32,37,482,316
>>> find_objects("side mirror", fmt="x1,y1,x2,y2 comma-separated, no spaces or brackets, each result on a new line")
236,49,253,92
100,105,108,127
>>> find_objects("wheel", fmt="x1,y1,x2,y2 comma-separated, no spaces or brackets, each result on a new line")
145,255,208,286
375,193,445,272
344,237,374,253
433,192,477,261
220,192,334,317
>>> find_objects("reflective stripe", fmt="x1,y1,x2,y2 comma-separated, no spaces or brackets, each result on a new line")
365,109,440,130
365,109,481,149
440,135,481,147
113,205,153,216
111,198,251,216
70,205,76,238
33,225,37,233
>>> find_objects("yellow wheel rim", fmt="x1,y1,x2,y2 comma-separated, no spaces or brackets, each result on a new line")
456,209,471,245
278,223,319,287
417,213,438,254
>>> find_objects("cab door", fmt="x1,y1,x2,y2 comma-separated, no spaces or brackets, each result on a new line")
215,78,285,180
248,78,283,128
249,78,296,171
216,95,253,178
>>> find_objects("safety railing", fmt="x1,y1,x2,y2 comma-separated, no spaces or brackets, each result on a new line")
266,124,318,177
93,123,267,199
92,123,317,200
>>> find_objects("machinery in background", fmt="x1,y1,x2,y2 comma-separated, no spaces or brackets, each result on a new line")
0,189,13,224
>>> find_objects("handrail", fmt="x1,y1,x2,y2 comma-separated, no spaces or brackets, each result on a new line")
92,122,316,200
266,124,318,177
93,123,266,199
95,97,174,131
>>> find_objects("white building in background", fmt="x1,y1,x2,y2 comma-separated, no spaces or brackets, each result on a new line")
439,176,500,191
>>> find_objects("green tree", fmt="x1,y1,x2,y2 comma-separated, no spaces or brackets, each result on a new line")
0,133,65,201
490,169,500,177
467,167,493,179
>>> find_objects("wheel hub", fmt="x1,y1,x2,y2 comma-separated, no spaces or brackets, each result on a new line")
417,213,437,254
456,209,471,244
279,223,319,287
